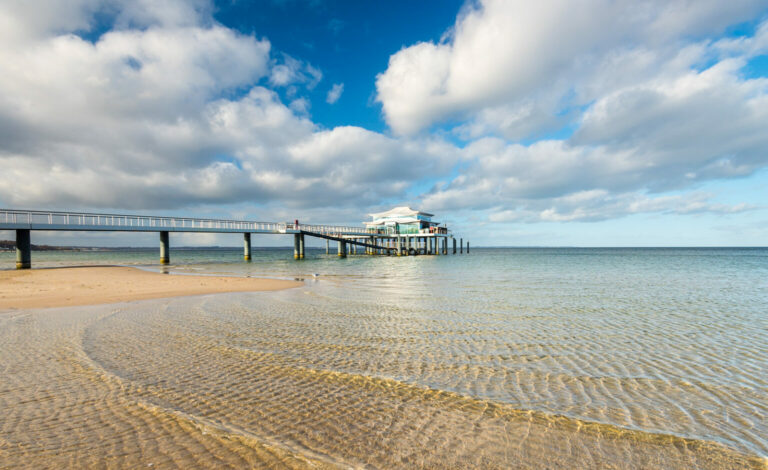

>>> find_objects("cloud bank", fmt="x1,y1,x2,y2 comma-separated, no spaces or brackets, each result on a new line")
377,0,768,223
0,0,457,217
0,0,766,233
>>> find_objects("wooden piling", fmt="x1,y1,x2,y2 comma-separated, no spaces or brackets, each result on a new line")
244,233,251,261
159,231,170,265
15,229,31,269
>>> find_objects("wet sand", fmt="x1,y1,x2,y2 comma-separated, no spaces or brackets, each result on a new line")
0,263,766,468
0,266,302,310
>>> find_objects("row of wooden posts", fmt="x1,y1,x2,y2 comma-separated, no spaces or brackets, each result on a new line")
11,229,468,268
292,234,469,259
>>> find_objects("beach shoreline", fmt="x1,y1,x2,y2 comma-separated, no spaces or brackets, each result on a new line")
0,266,303,310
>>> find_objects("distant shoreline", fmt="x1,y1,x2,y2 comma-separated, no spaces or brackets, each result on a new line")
0,266,302,310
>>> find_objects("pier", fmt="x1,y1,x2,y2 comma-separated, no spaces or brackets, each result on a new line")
1,209,468,269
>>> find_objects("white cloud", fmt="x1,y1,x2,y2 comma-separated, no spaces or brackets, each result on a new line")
326,83,344,104
487,191,755,223
376,0,767,136
0,3,457,213
1,0,766,238
377,1,768,225
269,53,323,89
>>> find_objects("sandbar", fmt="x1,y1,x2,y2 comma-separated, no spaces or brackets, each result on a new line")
0,266,302,310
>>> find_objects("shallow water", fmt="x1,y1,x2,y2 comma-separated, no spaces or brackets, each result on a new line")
1,247,767,468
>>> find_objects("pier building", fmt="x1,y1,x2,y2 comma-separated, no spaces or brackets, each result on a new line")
363,206,442,235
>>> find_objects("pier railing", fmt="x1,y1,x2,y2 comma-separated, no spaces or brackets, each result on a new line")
0,209,368,235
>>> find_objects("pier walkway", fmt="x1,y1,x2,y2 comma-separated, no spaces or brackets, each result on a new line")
1,209,467,269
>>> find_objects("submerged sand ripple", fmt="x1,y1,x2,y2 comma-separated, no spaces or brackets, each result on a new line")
1,292,764,469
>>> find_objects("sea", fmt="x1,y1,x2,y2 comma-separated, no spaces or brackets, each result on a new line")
1,247,766,468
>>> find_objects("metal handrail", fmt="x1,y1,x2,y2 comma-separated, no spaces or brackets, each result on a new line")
0,208,371,234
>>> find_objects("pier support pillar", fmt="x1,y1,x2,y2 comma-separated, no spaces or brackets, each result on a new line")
294,234,300,259
338,240,346,258
460,238,463,254
453,238,457,254
397,235,401,256
467,241,470,254
15,229,31,269
299,234,305,259
326,239,329,254
435,237,440,256
159,231,170,265
244,233,252,261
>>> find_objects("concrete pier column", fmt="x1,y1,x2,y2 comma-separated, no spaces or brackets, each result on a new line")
396,235,401,256
435,237,440,256
443,238,448,255
244,233,252,261
453,238,457,254
159,231,170,265
299,234,305,259
460,238,463,254
294,234,300,259
326,239,329,254
15,229,31,269
338,240,346,258
467,241,470,253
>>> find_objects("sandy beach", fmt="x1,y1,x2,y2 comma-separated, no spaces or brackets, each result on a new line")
0,266,302,310
1,252,766,468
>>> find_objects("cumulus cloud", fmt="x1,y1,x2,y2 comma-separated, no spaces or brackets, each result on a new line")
379,0,768,223
269,53,322,89
0,0,457,215
326,83,344,104
1,0,766,235
376,0,766,136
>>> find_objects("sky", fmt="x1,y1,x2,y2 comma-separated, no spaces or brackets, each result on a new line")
1,0,768,247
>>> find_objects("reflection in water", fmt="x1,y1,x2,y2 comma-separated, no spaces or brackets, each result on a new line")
1,248,767,468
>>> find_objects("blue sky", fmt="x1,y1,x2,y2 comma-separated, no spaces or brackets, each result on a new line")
1,0,768,247
214,0,465,132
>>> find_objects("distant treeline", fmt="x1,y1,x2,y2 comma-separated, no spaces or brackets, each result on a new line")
0,242,294,251
0,240,88,251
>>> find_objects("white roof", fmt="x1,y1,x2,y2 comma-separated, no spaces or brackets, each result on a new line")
368,206,433,219
364,216,421,226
